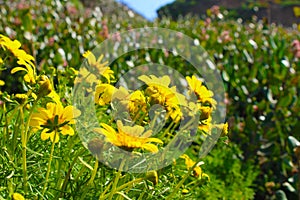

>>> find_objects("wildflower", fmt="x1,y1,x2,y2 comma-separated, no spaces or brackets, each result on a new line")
12,193,25,200
0,34,35,67
30,102,81,143
198,116,212,134
182,189,189,194
83,51,114,83
128,90,147,114
214,122,228,136
94,120,163,153
11,59,36,84
95,83,116,105
37,75,52,98
75,67,98,92
15,93,28,104
112,87,147,117
0,80,4,86
146,170,158,185
139,75,186,122
292,39,300,59
186,75,216,108
180,154,207,178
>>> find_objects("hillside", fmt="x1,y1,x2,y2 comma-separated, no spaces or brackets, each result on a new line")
157,0,300,26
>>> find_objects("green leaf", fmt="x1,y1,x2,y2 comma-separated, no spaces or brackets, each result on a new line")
277,93,292,107
275,190,288,200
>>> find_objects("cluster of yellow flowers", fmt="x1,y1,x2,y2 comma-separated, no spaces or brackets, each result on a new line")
0,34,81,143
77,50,228,178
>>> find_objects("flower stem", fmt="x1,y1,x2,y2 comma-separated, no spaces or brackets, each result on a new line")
107,159,126,200
165,156,200,200
41,130,57,197
20,105,28,193
102,178,144,199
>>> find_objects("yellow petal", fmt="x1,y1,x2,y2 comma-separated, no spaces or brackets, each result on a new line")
11,67,27,74
61,125,74,136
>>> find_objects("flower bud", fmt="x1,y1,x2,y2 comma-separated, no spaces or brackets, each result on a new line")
146,170,158,185
37,75,52,98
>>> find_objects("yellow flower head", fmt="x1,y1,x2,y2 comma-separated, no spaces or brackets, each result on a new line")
37,75,52,98
94,120,163,153
0,79,5,86
30,102,81,143
198,115,212,134
180,154,204,178
186,75,216,108
0,35,36,84
214,122,228,136
83,51,114,83
95,83,116,105
139,75,186,122
12,193,25,200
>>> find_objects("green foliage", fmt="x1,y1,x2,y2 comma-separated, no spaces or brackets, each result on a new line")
200,143,258,200
0,0,300,199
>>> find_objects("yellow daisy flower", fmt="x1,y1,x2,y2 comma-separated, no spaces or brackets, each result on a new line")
214,122,229,136
139,75,186,122
94,83,116,105
186,75,217,108
83,51,114,83
180,154,206,178
0,79,5,86
198,116,212,133
112,87,147,117
30,102,81,143
11,59,36,84
0,35,37,84
94,120,163,153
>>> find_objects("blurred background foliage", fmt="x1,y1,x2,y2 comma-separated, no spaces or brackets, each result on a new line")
0,0,299,199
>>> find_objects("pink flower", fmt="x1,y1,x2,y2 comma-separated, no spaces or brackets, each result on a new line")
210,5,220,15
292,39,300,59
220,31,232,43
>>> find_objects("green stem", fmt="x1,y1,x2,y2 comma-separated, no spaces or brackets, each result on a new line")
101,178,144,199
41,130,57,197
80,160,99,199
107,159,126,200
166,156,199,200
20,105,28,193
58,148,86,198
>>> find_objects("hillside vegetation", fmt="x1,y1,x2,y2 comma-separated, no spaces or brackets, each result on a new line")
0,0,299,199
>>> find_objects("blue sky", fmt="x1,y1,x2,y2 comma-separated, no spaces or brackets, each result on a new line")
116,0,175,20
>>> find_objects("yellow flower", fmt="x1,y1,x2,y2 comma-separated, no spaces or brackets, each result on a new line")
30,102,81,143
139,75,186,122
0,79,5,86
198,116,212,133
94,120,163,153
12,193,25,200
128,90,147,114
214,122,228,136
113,87,147,116
37,75,52,98
186,75,216,108
75,67,98,90
0,35,34,62
180,154,204,178
83,51,114,83
11,59,36,84
94,83,116,105
0,57,3,64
